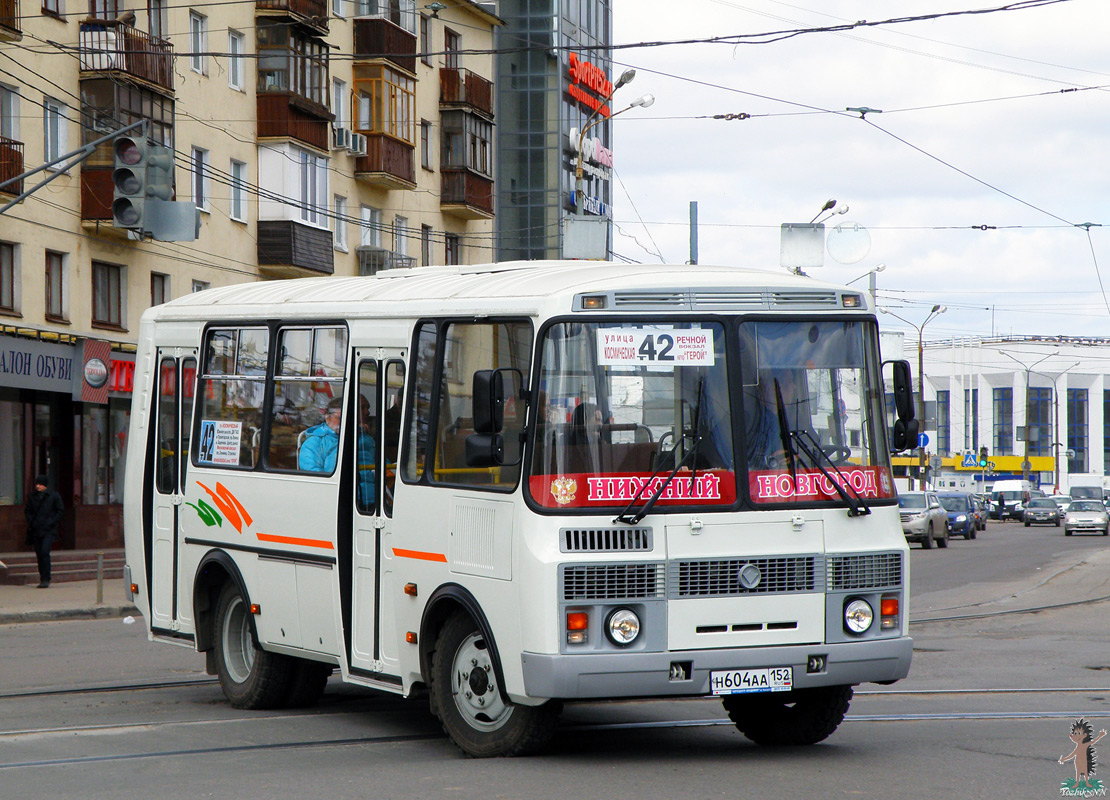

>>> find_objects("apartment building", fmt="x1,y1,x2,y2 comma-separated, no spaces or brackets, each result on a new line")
0,0,500,552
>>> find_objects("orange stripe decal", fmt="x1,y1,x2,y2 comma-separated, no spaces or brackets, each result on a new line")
392,548,447,562
256,533,335,550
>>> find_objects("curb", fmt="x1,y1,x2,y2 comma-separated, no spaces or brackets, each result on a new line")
0,604,138,626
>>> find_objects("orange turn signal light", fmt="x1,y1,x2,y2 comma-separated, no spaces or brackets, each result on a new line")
404,583,418,596
567,612,589,631
880,598,899,617
406,631,418,644
130,583,139,595
250,603,261,615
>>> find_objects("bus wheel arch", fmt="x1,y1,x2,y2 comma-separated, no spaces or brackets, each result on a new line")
192,549,252,657
420,584,506,710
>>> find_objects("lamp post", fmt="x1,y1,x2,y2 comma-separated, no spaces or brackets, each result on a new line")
573,67,647,216
879,304,946,489
846,263,885,305
998,350,1057,483
1029,361,1081,492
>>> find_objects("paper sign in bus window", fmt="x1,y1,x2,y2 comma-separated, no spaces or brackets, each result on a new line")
198,420,243,465
597,328,714,367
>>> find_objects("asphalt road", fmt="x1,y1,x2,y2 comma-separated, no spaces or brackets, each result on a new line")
2,520,1107,799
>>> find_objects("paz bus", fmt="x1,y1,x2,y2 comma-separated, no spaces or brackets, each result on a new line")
122,260,918,757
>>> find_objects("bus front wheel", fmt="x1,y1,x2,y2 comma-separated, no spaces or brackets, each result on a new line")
430,612,559,757
213,582,294,710
722,684,853,746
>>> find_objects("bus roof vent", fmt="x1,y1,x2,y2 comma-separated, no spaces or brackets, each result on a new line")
560,527,653,553
691,290,765,310
611,291,689,309
770,290,838,307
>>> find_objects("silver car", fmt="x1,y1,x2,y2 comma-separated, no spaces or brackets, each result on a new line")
899,491,949,549
1063,500,1110,536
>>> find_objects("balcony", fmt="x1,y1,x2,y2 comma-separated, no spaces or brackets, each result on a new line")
356,245,415,275
256,0,328,33
258,220,334,278
353,16,416,74
439,68,493,118
0,0,19,41
441,168,494,220
79,21,174,93
354,134,415,190
258,92,332,152
0,136,23,195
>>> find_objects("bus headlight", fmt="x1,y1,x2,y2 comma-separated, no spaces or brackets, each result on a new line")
844,599,874,634
605,608,641,646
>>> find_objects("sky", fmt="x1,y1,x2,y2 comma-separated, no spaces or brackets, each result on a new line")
609,0,1110,343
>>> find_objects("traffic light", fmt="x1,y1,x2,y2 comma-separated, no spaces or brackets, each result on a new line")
978,445,989,468
111,133,148,230
146,144,174,203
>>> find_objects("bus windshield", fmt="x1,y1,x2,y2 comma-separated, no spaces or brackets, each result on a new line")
527,318,894,511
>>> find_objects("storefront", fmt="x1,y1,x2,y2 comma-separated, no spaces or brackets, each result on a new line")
0,332,134,552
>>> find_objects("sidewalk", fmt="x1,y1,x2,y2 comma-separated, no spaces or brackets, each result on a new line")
0,577,137,625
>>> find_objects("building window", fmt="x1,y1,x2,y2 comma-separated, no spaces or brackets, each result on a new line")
420,14,430,65
445,233,460,265
936,390,950,456
394,215,408,256
332,78,347,129
0,241,14,313
334,195,347,250
332,0,344,18
964,387,979,451
189,11,207,74
993,387,1013,456
45,251,66,321
420,119,431,169
0,84,19,142
228,30,245,90
1068,388,1088,474
443,28,459,69
1103,391,1110,475
230,159,246,221
1028,387,1051,458
92,261,124,328
192,279,209,293
256,21,328,108
42,0,62,17
421,224,432,266
43,97,66,165
360,205,381,247
355,64,415,144
151,272,169,306
88,0,119,20
191,146,210,210
297,147,328,226
148,0,167,39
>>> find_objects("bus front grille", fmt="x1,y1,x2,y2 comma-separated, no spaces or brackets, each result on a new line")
560,527,653,553
826,552,903,591
671,557,817,598
561,563,666,600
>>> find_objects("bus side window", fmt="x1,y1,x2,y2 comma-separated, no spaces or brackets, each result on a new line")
355,360,379,515
383,361,405,515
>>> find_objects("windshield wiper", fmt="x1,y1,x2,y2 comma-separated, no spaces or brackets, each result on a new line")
773,381,871,518
614,378,706,526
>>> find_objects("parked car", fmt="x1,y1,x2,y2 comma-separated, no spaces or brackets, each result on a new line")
1023,497,1062,527
899,491,949,549
938,493,977,539
970,495,988,530
1063,500,1110,536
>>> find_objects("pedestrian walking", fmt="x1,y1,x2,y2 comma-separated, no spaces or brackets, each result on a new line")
24,475,63,588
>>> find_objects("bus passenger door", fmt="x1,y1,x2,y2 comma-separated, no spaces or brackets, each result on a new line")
348,352,406,678
150,351,197,633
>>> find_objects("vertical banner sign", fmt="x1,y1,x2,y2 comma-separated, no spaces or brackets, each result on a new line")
74,338,112,404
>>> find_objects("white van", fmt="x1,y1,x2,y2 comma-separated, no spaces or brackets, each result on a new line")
989,479,1033,520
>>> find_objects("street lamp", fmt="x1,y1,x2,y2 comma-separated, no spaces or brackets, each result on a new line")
1028,361,1081,492
879,304,947,489
998,350,1057,483
573,68,648,216
846,263,885,305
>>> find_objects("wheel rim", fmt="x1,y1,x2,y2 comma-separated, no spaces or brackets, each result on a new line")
450,632,511,731
220,594,255,684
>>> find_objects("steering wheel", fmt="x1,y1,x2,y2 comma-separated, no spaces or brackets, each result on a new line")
822,445,853,465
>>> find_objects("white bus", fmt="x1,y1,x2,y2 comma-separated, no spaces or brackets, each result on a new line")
122,261,917,757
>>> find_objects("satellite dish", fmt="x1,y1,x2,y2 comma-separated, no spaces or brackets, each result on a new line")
827,221,871,264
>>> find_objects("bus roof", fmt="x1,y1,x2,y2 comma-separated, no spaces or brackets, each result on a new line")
148,261,867,322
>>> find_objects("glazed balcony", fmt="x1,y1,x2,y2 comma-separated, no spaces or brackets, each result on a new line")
78,20,174,93
353,16,416,74
439,68,493,118
256,0,328,33
0,0,20,41
440,168,493,220
354,133,415,190
0,136,23,195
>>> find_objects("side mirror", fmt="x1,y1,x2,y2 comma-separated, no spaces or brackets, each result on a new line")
888,359,915,421
465,433,504,467
472,369,505,434
891,418,919,452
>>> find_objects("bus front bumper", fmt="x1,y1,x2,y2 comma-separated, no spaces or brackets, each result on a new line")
520,636,912,700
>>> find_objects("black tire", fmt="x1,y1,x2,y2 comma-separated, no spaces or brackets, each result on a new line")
969,526,977,540
723,685,853,746
937,526,949,548
1024,520,1030,527
1065,529,1073,536
921,526,933,549
284,659,333,708
430,611,559,757
213,582,294,710
1055,520,1061,527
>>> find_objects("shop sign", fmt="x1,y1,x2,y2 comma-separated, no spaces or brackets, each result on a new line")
73,339,113,404
567,53,613,118
0,336,74,393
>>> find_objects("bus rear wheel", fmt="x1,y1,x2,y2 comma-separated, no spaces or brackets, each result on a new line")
722,684,853,746
213,582,294,710
430,612,559,757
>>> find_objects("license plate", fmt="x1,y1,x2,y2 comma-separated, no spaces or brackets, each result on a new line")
710,667,793,695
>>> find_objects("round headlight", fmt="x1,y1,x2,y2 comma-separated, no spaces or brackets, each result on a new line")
606,608,641,646
844,599,874,634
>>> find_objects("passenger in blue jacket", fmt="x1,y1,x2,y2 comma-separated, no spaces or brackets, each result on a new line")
299,395,376,505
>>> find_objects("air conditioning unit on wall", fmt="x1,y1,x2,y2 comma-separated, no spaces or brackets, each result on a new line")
332,125,352,151
348,133,367,156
